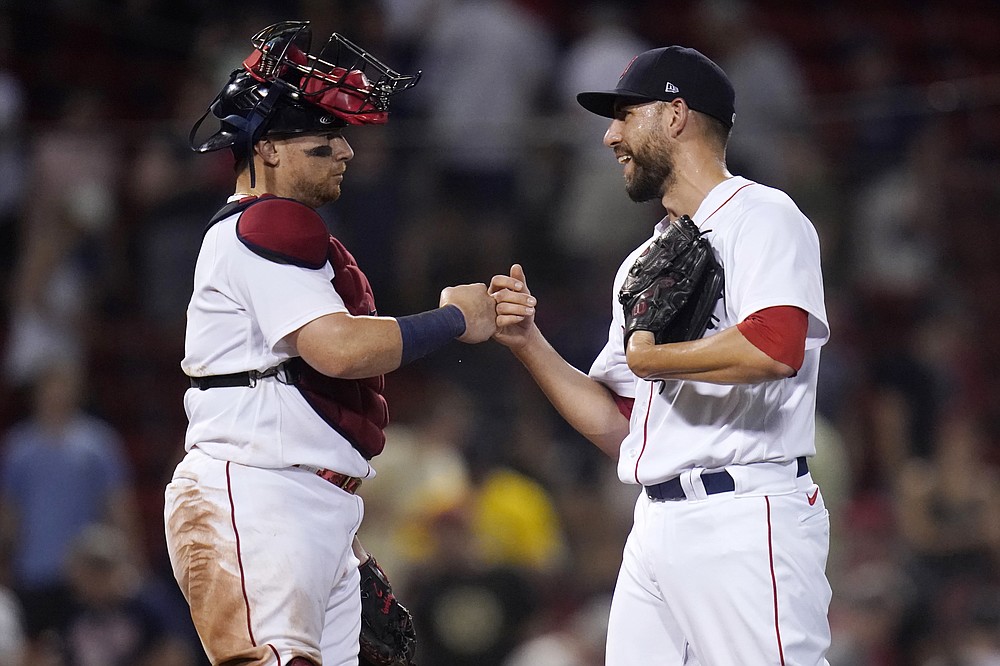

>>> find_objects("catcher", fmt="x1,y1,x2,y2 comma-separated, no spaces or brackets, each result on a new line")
490,45,831,664
164,21,495,666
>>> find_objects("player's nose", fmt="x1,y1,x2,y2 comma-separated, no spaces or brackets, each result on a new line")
334,136,355,161
604,119,623,148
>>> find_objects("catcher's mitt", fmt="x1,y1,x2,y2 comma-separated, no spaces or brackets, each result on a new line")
619,215,724,347
359,556,417,666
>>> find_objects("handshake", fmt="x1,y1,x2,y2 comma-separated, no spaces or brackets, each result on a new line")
439,264,537,348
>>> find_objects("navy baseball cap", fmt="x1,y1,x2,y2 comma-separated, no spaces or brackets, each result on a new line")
577,46,736,129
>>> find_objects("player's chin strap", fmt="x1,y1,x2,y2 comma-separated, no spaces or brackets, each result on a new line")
236,81,290,188
189,75,292,188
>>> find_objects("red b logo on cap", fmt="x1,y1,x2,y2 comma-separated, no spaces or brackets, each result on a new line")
620,55,639,80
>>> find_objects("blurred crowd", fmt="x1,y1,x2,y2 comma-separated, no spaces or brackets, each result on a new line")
0,0,999,664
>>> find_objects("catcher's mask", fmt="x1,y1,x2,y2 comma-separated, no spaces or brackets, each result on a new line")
190,20,421,185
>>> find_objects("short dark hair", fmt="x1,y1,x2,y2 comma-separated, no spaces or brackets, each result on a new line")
699,111,731,150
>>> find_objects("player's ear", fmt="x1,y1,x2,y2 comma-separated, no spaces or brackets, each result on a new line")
664,98,689,137
255,138,281,167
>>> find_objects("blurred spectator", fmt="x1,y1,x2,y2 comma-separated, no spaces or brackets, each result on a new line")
357,375,477,587
835,33,926,182
872,409,1000,663
551,3,654,268
413,0,556,215
692,0,812,188
366,374,568,586
406,501,538,666
843,283,946,480
127,131,224,327
4,89,122,386
47,523,198,666
844,354,939,491
896,409,1000,593
400,463,565,664
851,123,951,304
374,375,564,664
827,560,917,665
0,359,140,638
392,0,558,311
470,465,567,573
502,593,610,666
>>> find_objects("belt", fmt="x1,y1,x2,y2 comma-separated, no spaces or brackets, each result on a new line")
645,457,808,502
296,464,363,494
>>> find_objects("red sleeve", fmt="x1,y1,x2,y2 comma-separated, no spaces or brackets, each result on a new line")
612,394,635,420
736,306,808,372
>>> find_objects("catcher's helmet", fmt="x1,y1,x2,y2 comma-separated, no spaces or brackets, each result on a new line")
190,21,420,182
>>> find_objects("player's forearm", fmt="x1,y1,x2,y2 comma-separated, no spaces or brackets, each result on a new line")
292,312,405,378
626,326,794,384
513,326,628,459
292,304,474,378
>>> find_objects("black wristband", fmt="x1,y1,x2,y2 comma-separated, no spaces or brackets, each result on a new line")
397,304,466,365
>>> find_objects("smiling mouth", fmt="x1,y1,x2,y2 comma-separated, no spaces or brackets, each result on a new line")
617,154,632,164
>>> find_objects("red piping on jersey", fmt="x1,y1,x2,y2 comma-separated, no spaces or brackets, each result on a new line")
227,462,257,647
703,182,755,224
634,389,655,484
632,182,755,482
766,496,787,666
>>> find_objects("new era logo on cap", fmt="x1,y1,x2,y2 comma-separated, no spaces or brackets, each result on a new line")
665,82,679,94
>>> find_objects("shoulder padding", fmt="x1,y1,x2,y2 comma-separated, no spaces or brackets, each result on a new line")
236,197,330,269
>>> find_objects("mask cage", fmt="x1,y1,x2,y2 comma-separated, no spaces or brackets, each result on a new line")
244,21,421,123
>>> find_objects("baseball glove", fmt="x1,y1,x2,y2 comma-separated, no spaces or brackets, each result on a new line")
619,215,724,346
359,556,417,666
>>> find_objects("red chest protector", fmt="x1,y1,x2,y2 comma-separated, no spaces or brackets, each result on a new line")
228,195,388,458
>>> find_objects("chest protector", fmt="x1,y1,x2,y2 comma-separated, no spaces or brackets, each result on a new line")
220,195,388,458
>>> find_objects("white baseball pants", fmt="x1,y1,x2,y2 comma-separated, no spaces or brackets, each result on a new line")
606,473,832,665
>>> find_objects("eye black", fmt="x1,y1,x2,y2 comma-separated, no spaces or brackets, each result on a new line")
305,145,334,157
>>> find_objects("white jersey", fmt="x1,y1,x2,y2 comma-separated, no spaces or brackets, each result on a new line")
589,176,829,486
181,204,373,479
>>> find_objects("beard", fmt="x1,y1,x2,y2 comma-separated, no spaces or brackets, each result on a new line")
297,179,341,209
624,130,675,203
